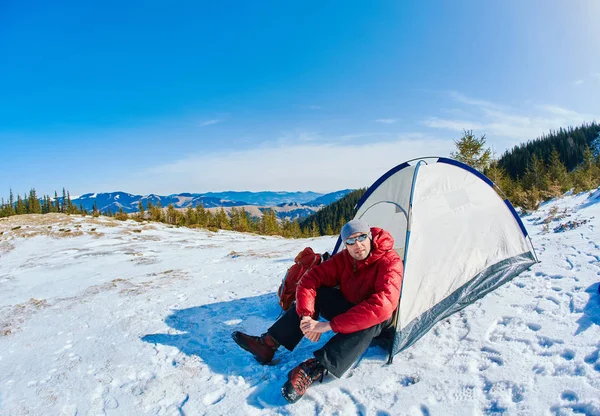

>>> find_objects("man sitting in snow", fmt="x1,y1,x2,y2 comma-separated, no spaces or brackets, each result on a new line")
232,219,404,403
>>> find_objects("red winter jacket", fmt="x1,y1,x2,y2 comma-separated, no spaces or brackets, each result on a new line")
296,227,403,334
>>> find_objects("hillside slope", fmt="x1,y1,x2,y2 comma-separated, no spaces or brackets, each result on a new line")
0,190,599,415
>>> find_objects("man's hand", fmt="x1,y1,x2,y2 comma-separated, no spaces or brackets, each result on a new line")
300,316,331,342
304,331,321,342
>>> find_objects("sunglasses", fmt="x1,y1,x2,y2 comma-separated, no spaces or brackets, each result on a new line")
345,233,369,246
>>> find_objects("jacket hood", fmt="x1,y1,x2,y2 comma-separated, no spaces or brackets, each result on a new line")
348,227,394,266
367,226,394,261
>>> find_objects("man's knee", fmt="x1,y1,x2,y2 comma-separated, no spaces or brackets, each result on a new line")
315,288,353,320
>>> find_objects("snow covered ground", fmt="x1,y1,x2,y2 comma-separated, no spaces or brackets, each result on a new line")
0,190,599,415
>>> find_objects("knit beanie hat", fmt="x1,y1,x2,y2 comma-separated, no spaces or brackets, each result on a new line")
341,219,370,242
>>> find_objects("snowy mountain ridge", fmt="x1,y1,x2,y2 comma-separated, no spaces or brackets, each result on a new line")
72,190,353,215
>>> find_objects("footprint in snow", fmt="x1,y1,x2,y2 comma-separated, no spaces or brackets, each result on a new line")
496,316,513,326
537,335,564,349
338,388,368,416
203,390,226,406
583,347,600,373
560,390,578,401
560,349,576,361
481,378,526,414
479,346,504,369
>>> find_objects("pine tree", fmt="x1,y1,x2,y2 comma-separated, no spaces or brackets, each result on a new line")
176,210,185,226
523,187,542,212
185,206,197,226
166,204,178,225
0,199,6,217
41,195,48,214
54,191,60,213
15,195,26,214
215,208,231,230
205,210,215,229
195,204,208,228
450,130,492,172
230,207,250,232
0,199,10,217
280,218,291,237
523,154,549,194
66,191,73,214
138,201,145,220
62,188,67,213
150,201,164,222
484,160,513,198
289,219,302,238
146,200,153,218
238,208,250,233
571,146,598,193
309,220,319,237
546,148,571,196
8,189,15,216
28,189,41,214
22,193,29,214
261,208,279,235
229,206,240,231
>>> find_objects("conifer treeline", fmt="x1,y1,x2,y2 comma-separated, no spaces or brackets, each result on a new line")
0,188,83,217
497,122,600,179
475,122,600,211
137,202,310,238
0,192,314,238
299,188,367,236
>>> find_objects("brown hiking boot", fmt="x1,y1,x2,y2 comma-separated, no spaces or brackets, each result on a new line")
231,331,279,364
281,358,326,403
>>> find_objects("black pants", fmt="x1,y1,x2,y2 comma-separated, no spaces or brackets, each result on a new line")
268,287,392,378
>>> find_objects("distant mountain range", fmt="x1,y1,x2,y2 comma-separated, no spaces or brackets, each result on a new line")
72,190,354,221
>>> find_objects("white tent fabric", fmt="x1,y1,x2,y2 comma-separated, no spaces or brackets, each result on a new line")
333,157,537,361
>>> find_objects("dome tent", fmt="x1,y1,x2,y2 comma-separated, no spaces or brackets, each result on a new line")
332,157,538,363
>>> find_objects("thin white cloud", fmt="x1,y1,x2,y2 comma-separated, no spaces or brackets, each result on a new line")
128,136,455,193
277,130,322,143
198,119,222,127
448,91,504,111
424,93,598,148
592,73,600,83
537,105,585,119
337,132,389,141
423,118,486,132
572,79,584,86
375,119,398,124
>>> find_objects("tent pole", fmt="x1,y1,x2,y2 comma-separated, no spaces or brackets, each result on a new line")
387,161,423,364
387,305,402,364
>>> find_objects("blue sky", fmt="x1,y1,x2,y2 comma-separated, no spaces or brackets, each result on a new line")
2,1,599,198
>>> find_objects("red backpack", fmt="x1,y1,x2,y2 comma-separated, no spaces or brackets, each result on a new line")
277,247,329,311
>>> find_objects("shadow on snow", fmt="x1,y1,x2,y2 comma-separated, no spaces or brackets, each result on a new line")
574,283,600,335
141,292,388,409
